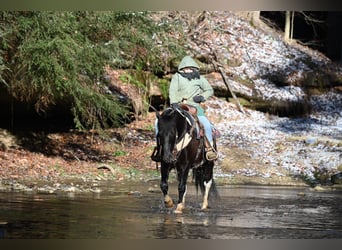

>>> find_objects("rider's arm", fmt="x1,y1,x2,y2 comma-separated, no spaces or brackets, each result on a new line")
169,74,183,104
199,76,214,100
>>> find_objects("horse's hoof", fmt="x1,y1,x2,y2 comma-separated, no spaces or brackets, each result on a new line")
174,203,184,214
201,203,209,210
164,195,173,208
174,209,183,214
165,201,173,208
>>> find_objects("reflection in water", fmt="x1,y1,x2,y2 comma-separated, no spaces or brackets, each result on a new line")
0,184,341,239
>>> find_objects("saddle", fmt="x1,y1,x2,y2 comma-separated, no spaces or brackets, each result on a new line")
151,103,218,162
178,103,198,116
173,104,219,161
177,103,204,138
179,104,220,138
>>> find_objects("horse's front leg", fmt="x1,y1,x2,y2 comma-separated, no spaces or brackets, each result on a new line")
160,163,173,208
174,167,190,214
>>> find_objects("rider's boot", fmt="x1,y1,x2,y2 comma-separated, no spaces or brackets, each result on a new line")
205,147,218,161
204,136,218,161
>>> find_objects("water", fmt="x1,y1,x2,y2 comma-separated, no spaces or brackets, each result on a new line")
0,182,341,239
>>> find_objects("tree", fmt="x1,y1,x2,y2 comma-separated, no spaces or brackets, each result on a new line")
284,11,295,42
0,11,131,130
0,11,186,130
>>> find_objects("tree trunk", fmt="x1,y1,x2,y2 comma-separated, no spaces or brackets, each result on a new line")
251,11,260,24
237,11,260,25
284,11,291,41
290,11,295,41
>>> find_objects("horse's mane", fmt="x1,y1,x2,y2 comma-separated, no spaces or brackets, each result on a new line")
159,108,176,120
158,106,194,132
157,108,178,132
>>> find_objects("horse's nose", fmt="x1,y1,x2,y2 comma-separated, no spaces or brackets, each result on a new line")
163,155,175,164
163,152,176,164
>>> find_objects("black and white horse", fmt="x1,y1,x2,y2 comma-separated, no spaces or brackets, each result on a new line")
155,103,218,213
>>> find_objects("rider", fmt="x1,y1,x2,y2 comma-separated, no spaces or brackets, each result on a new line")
152,55,218,161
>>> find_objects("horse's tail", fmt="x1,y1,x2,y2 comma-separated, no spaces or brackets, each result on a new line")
210,178,220,200
193,167,203,194
193,167,220,200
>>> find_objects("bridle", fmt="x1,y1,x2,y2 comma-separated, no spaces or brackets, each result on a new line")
166,105,205,165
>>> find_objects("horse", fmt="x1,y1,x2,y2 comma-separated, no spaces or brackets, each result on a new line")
154,103,218,214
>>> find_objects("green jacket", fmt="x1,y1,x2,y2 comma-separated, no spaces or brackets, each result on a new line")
169,56,213,116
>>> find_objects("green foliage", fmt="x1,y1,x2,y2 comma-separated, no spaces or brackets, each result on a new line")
0,12,127,129
105,12,182,74
113,149,127,157
0,11,187,130
158,78,170,100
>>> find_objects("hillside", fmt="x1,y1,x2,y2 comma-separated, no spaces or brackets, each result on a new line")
0,11,341,192
170,11,342,185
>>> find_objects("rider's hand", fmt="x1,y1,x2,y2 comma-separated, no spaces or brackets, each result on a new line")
193,95,206,103
181,98,188,103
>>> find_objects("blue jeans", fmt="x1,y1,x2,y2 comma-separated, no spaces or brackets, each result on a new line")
198,115,213,145
154,115,213,145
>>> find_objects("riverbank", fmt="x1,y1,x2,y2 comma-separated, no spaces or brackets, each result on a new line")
1,12,342,194
1,90,341,194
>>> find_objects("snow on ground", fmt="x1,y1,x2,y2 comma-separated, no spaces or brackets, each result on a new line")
156,12,342,184
197,12,342,183
205,12,332,103
207,91,342,183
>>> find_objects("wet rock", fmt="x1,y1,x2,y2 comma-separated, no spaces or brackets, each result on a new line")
305,137,317,145
91,188,102,193
64,186,79,192
331,172,342,184
148,187,160,193
311,185,328,192
128,191,141,196
37,186,56,194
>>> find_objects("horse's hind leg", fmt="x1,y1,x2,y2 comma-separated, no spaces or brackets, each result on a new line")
201,163,214,210
202,179,212,210
160,164,173,208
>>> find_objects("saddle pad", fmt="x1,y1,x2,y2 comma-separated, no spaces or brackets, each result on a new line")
175,132,192,151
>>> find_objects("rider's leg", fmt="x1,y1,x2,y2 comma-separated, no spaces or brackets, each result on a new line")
197,115,217,161
198,115,212,143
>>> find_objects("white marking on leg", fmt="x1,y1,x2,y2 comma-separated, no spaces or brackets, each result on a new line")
174,203,184,214
202,179,212,210
182,184,187,204
175,184,187,214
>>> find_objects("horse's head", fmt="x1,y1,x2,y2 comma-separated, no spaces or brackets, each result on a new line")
156,107,188,164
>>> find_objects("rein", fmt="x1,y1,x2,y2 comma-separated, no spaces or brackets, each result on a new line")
171,105,204,164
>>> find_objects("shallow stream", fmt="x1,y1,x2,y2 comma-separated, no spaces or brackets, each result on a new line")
0,182,341,239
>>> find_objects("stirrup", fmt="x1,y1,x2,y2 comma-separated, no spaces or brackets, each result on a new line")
205,148,218,161
151,147,161,162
